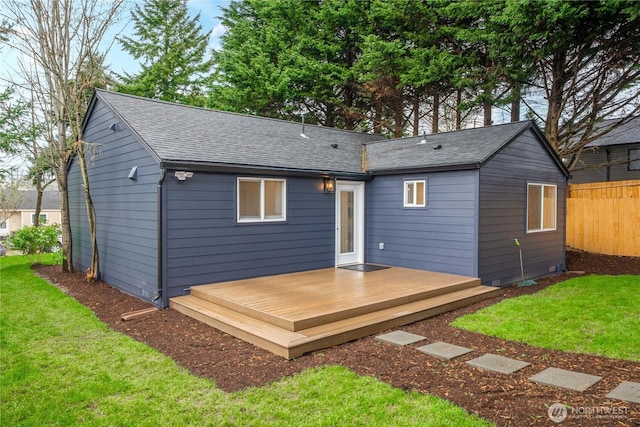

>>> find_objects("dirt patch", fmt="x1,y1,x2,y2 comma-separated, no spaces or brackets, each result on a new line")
33,250,640,426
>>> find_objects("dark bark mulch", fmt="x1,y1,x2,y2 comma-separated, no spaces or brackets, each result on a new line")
33,250,640,426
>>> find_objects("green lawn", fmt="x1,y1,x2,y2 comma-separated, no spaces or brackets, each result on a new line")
0,255,492,427
452,275,640,361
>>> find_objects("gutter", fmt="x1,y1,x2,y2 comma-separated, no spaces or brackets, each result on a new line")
154,167,166,307
368,162,482,176
159,160,369,180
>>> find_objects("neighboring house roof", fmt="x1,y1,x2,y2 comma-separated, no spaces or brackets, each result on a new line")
93,89,382,176
88,90,567,177
365,121,567,175
18,190,60,210
585,116,640,148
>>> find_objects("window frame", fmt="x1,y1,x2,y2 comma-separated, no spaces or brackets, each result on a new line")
629,148,640,171
237,177,287,223
526,183,557,233
31,213,48,225
403,179,426,208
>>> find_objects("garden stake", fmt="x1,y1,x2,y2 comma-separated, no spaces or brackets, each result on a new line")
514,238,537,287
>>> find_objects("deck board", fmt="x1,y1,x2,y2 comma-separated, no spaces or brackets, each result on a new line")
191,267,480,331
171,267,500,358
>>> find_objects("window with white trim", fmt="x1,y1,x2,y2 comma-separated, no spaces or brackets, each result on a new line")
237,178,286,222
31,213,47,225
404,180,426,207
527,183,557,233
629,148,640,171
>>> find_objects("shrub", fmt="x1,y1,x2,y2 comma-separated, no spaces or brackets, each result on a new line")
6,224,61,254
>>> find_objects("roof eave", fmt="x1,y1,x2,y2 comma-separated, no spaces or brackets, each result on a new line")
368,162,481,175
159,160,369,180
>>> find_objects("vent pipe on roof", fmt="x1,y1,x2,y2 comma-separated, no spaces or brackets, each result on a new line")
300,113,309,139
417,131,427,145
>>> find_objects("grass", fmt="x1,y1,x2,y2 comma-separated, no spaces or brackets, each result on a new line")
0,254,492,427
452,275,640,361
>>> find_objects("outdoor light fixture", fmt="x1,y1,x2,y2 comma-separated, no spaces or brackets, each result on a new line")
109,122,118,131
324,178,335,193
175,171,194,182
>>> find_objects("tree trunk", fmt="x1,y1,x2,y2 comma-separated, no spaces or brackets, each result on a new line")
544,53,567,153
373,102,382,135
456,89,462,130
77,141,99,281
412,90,420,136
33,180,43,226
483,93,492,126
432,93,439,134
393,97,403,138
58,147,73,273
510,84,521,122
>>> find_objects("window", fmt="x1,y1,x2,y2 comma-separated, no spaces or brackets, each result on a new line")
404,180,426,207
31,213,47,225
629,148,640,171
237,178,286,222
527,183,557,233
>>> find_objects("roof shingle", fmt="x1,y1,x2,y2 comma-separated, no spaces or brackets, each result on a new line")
93,90,560,176
96,90,380,174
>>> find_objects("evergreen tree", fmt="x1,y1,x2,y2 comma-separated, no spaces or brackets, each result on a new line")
117,0,212,105
210,0,369,129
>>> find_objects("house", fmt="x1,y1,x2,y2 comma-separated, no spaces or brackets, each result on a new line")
69,90,569,309
569,117,640,183
0,190,61,239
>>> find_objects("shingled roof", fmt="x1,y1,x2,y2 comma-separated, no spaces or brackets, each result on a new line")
93,90,381,175
90,90,565,176
17,190,60,210
364,121,555,173
585,116,640,147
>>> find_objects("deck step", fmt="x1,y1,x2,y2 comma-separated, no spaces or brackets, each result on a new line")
190,276,481,332
171,285,499,359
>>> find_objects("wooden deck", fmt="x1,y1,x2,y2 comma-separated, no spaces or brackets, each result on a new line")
170,266,500,358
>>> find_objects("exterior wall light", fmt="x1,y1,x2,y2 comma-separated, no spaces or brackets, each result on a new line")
175,171,194,182
324,178,335,193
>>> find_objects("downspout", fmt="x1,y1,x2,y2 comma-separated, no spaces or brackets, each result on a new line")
154,167,166,307
605,148,611,182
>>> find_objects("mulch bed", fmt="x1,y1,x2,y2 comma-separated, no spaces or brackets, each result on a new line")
34,250,640,426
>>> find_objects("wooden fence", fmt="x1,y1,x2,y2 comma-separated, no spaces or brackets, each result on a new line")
566,180,640,257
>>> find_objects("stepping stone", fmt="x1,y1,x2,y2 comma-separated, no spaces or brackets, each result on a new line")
466,353,531,374
606,381,640,404
417,341,473,360
375,331,426,346
529,367,602,392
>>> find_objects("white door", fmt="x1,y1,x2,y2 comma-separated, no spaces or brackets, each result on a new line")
336,181,364,266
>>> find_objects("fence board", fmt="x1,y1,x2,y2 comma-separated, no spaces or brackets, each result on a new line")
566,180,640,256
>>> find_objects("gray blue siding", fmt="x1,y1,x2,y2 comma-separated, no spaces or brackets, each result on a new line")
365,171,479,277
69,98,160,303
478,129,566,286
571,143,640,183
163,173,335,298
